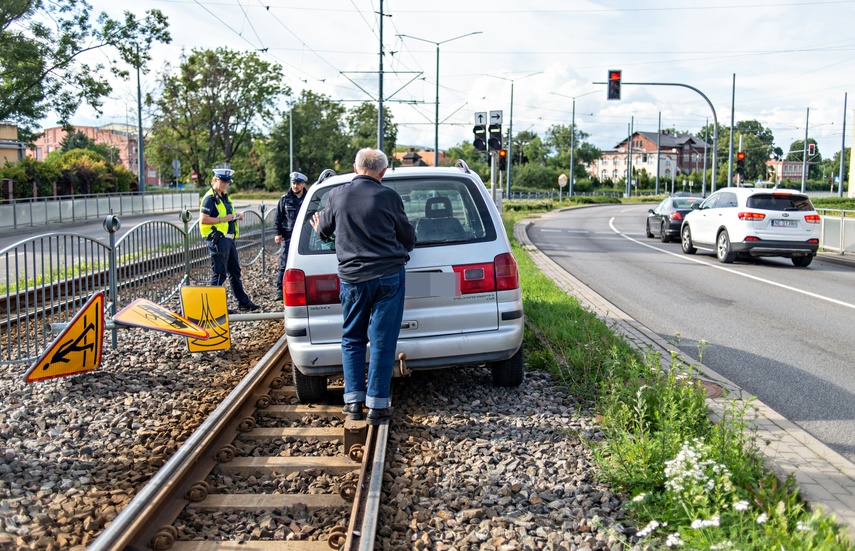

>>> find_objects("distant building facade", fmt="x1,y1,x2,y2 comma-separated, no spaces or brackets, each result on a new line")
392,147,450,167
587,130,711,183
765,158,806,184
0,123,27,165
27,124,159,187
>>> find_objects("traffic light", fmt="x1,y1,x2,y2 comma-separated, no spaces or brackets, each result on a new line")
473,125,486,151
607,70,622,100
808,143,816,156
488,124,502,151
498,149,507,171
736,151,746,179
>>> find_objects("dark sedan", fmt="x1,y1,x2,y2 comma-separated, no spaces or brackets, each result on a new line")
646,196,702,242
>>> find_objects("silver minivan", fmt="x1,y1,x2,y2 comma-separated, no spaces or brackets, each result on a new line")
283,162,524,403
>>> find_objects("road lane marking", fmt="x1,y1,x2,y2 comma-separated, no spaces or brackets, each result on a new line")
608,217,855,311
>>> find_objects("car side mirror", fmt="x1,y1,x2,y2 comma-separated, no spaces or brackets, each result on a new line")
691,203,700,210
648,209,655,214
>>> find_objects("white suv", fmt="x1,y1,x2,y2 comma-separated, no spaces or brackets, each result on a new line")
680,187,820,266
283,162,524,403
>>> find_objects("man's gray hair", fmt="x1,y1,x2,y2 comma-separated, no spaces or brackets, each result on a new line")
355,148,388,172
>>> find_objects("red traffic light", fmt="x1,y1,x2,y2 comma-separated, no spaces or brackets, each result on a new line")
498,149,507,158
609,71,621,81
736,151,746,161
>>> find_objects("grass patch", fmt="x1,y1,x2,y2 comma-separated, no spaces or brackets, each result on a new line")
506,206,853,549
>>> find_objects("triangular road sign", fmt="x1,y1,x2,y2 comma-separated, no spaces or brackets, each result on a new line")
25,292,105,383
113,298,209,339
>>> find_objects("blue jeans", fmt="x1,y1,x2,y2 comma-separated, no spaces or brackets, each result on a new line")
207,236,252,306
340,267,405,410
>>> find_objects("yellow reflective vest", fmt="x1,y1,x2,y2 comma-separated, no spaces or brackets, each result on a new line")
199,188,240,238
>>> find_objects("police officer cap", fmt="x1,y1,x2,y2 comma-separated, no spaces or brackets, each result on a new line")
290,171,308,183
213,168,234,182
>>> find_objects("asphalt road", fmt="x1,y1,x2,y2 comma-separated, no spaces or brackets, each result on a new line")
526,203,855,464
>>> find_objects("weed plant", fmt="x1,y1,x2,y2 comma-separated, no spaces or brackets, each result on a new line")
504,208,853,549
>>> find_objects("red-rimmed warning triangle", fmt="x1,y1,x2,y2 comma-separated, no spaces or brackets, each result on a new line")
113,298,209,339
25,292,105,383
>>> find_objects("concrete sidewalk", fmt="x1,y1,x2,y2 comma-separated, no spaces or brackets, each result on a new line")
514,217,855,534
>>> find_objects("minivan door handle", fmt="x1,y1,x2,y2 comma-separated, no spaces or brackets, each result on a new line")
401,320,418,330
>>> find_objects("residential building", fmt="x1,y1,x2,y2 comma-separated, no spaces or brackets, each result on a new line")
27,124,159,187
587,130,711,185
765,158,806,184
0,123,27,165
391,147,450,167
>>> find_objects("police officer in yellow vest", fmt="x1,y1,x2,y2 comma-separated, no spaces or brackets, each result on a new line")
199,168,260,311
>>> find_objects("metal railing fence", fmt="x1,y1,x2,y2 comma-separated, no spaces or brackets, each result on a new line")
817,209,855,255
1,207,278,366
0,191,200,232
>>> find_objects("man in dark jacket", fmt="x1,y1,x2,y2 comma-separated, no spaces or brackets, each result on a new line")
274,171,308,301
310,148,415,424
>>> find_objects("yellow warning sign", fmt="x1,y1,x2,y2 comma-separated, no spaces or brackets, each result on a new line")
25,292,105,383
113,298,209,339
180,286,231,353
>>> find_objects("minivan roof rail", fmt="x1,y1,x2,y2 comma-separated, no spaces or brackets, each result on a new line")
316,169,337,184
455,159,471,174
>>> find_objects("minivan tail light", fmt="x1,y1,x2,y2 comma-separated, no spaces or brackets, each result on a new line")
494,253,520,291
285,269,341,306
454,262,494,294
738,212,766,221
804,214,821,224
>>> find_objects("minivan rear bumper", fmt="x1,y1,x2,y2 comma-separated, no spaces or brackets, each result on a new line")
288,319,524,377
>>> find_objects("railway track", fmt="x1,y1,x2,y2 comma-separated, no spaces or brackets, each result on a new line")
87,334,388,551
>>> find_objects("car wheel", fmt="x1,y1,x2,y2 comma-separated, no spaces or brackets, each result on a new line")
646,221,654,238
292,368,327,403
660,221,670,243
792,255,813,267
491,347,524,387
716,230,736,263
681,225,696,254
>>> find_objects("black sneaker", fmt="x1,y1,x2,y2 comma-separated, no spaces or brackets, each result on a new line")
342,403,364,420
238,301,260,311
366,406,394,425
275,290,283,301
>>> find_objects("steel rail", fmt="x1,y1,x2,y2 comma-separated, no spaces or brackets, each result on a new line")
88,335,289,551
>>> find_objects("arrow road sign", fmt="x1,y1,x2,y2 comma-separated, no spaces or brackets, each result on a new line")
490,110,503,125
475,112,486,124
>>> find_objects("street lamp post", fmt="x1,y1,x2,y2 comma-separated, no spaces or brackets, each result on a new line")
398,32,482,167
486,72,543,198
550,90,598,199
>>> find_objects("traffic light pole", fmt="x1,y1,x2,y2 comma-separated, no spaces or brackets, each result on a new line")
595,80,719,193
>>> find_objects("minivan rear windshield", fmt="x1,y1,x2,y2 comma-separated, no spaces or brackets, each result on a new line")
300,177,497,254
746,194,815,212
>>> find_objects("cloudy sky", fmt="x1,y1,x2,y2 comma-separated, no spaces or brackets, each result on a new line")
65,0,855,162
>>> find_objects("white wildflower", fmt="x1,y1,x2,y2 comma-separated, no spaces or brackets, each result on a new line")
733,500,749,511
796,521,809,531
665,532,684,547
636,520,660,538
632,493,646,502
756,513,768,524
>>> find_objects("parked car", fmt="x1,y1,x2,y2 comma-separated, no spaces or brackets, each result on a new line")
646,196,702,242
680,187,820,266
283,162,525,403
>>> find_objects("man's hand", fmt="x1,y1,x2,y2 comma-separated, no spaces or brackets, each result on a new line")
310,212,320,232
274,235,282,244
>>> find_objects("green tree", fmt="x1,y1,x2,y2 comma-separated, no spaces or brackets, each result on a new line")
545,124,600,182
445,142,489,181
0,156,59,198
345,102,397,161
263,90,348,191
147,47,287,190
0,0,170,141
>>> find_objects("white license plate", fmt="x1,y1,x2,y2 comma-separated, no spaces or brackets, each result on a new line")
771,219,798,228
